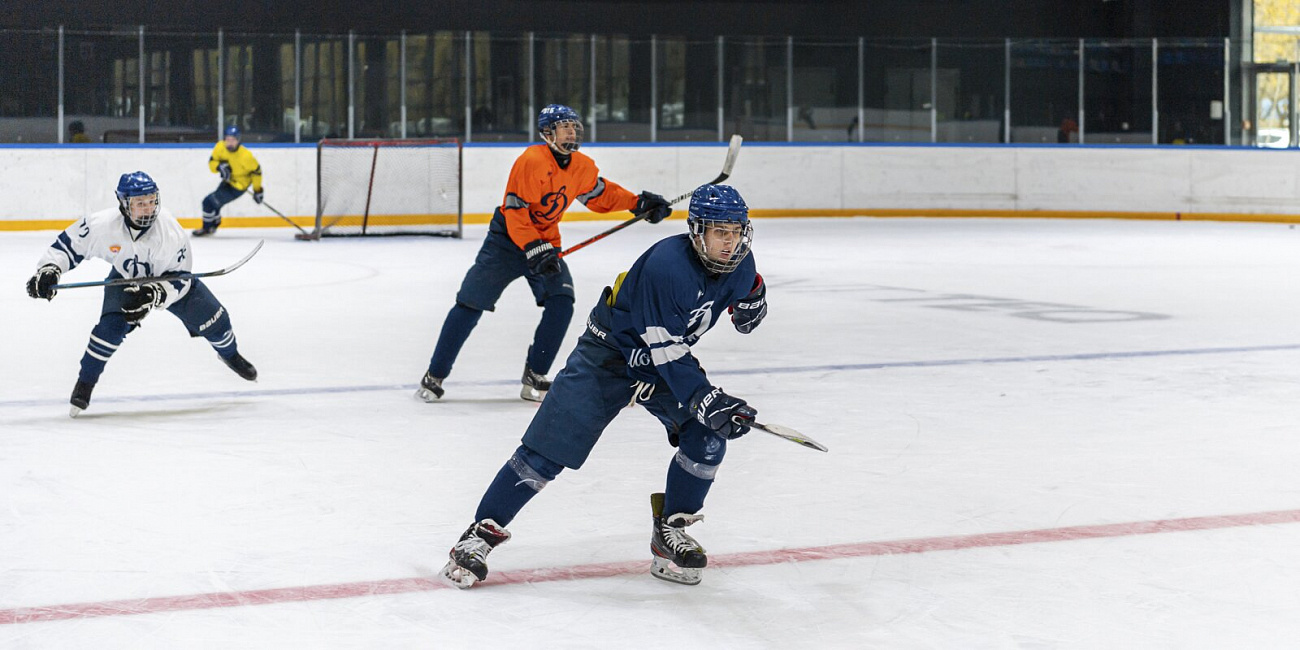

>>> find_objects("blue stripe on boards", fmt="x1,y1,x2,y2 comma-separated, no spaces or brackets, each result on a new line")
3,343,1300,409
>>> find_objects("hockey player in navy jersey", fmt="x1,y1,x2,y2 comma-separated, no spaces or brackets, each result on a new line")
440,184,769,588
25,171,258,417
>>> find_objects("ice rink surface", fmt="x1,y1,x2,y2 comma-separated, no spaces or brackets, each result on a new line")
3,216,1300,648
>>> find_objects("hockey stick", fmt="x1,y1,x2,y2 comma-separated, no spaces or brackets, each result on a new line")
51,240,264,290
259,198,312,238
559,134,743,258
237,187,312,238
738,417,829,452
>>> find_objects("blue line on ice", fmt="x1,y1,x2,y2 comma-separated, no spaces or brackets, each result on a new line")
3,343,1298,409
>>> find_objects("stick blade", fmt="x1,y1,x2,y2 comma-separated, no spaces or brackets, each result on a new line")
753,421,829,452
708,134,744,185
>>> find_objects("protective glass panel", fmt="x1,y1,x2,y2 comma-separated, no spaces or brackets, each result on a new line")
723,36,787,142
1084,40,1153,144
1156,39,1226,145
862,40,931,143
1009,39,1077,144
470,32,529,142
0,29,59,143
936,39,1005,144
791,38,857,143
400,32,465,139
657,36,718,142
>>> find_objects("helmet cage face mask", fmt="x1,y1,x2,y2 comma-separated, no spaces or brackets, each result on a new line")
541,119,583,154
688,218,753,274
121,192,161,229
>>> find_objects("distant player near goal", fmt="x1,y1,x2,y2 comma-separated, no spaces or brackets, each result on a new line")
415,104,673,403
25,172,258,417
195,126,264,237
439,184,768,589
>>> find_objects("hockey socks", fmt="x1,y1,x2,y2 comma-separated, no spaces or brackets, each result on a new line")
428,303,483,379
474,445,563,526
78,315,130,384
526,295,574,375
663,448,719,516
208,329,239,359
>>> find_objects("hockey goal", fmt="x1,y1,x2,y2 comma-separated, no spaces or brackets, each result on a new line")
307,138,462,239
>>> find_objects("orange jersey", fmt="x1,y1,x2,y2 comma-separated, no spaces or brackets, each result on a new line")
499,144,638,250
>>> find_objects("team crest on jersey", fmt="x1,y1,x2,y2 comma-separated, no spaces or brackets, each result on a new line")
686,301,715,340
110,245,121,253
123,255,154,278
531,186,570,225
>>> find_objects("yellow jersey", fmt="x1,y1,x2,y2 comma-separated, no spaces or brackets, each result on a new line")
208,142,263,192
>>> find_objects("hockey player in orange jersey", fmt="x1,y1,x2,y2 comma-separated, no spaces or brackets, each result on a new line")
416,104,672,403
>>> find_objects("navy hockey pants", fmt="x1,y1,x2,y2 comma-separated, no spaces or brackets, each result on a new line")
473,331,728,525
201,182,244,225
427,220,575,378
78,274,238,384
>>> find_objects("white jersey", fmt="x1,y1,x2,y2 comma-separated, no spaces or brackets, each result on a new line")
38,206,193,307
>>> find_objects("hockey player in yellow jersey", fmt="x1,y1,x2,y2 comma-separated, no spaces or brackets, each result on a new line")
195,125,264,236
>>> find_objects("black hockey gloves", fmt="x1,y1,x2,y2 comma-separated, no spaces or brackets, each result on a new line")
26,264,61,301
218,162,232,182
121,283,167,324
690,386,757,439
729,273,766,334
253,189,264,204
524,239,561,277
636,191,672,224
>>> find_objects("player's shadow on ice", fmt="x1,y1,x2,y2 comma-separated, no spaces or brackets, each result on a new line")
71,402,253,420
428,397,534,406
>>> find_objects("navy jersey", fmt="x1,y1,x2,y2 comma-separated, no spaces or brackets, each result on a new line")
593,234,757,406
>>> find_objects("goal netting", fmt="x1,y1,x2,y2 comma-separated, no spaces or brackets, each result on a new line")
310,138,462,238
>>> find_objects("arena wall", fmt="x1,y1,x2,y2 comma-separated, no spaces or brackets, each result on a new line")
1,143,1298,231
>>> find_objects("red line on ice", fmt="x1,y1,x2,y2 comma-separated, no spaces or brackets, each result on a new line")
4,507,1299,625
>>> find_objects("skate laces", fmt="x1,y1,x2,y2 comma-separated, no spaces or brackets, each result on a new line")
523,367,550,389
660,513,704,552
453,521,509,563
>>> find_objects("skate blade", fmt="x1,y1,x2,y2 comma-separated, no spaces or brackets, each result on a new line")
650,556,702,586
415,387,442,403
69,405,83,418
439,560,479,589
519,386,546,402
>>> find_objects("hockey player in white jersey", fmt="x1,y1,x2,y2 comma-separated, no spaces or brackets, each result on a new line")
25,171,258,417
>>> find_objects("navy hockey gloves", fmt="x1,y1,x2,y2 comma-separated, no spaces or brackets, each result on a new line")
524,239,561,277
121,282,167,324
218,162,232,182
729,273,766,334
26,264,61,301
636,191,672,224
253,189,264,204
690,386,757,439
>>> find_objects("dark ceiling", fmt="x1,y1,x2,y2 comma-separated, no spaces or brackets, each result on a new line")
4,0,1233,38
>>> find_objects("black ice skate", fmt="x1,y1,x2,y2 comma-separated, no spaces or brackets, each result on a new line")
415,371,445,402
221,353,258,381
69,380,95,418
441,519,511,589
520,365,551,402
192,219,220,237
649,492,707,585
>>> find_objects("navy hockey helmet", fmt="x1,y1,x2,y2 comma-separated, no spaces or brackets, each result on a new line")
116,171,161,229
224,125,241,139
537,104,583,154
687,184,752,274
